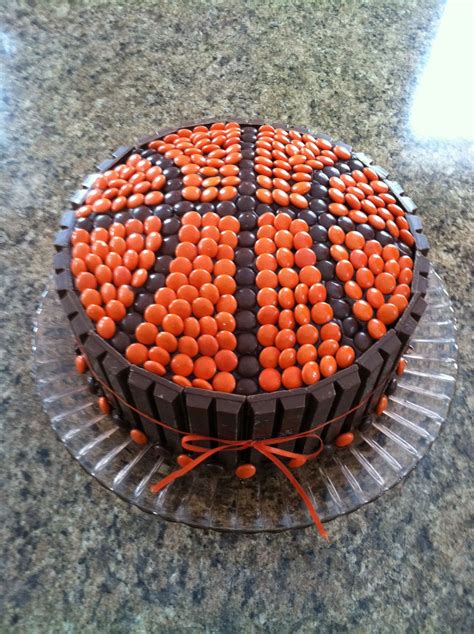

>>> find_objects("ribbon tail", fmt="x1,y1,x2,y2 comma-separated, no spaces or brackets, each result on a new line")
258,446,329,540
149,445,226,494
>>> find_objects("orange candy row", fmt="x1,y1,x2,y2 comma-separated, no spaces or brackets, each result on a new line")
252,208,357,388
148,123,242,203
117,210,242,391
75,156,168,219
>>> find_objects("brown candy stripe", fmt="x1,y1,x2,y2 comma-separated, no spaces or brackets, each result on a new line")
54,122,430,468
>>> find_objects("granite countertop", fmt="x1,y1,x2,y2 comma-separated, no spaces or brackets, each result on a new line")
1,1,472,631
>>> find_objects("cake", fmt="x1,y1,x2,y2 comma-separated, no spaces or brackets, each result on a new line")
53,120,430,473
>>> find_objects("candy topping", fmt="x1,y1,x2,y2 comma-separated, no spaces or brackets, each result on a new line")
70,122,416,394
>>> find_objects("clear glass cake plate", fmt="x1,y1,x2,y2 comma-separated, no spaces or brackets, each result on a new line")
33,266,457,532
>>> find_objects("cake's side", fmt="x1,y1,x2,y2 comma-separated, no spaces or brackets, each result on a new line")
54,121,429,470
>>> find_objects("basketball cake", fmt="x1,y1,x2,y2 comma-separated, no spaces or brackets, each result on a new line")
53,120,430,473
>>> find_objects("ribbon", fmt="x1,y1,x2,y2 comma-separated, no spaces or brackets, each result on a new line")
149,432,327,537
78,346,389,538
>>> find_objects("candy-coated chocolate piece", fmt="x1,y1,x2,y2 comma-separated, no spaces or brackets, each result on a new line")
335,432,354,448
98,396,110,415
376,394,389,416
235,464,257,479
130,429,149,445
75,354,87,374
396,358,408,376
176,454,193,467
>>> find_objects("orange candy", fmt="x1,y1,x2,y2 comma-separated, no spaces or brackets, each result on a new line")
126,342,148,365
86,304,106,322
335,345,355,368
96,316,116,339
80,288,101,308
192,379,214,391
311,302,333,324
375,272,396,294
259,368,282,392
376,394,389,416
320,355,337,377
144,360,166,376
130,429,149,445
376,303,399,325
136,322,158,344
367,318,387,339
75,354,87,374
155,331,178,352
278,348,297,369
75,271,97,292
105,299,126,321
215,350,238,372
318,339,339,357
275,329,296,351
320,322,341,341
282,366,302,389
296,344,317,365
397,357,408,376
193,356,217,380
192,297,214,318
356,267,375,289
235,464,257,479
212,372,236,393
296,323,318,345
162,314,184,336
301,361,320,385
335,432,354,448
335,260,354,282
353,300,373,321
390,294,408,313
170,353,194,377
366,287,385,309
198,334,219,356
149,346,171,365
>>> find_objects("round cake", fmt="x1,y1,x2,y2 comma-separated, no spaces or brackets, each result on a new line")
54,119,430,467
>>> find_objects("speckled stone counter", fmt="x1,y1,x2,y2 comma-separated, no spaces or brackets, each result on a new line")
1,1,472,631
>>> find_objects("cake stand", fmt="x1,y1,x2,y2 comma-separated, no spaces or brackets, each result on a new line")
33,266,457,532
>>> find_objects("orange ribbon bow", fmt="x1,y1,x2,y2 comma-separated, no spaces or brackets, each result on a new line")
149,432,327,538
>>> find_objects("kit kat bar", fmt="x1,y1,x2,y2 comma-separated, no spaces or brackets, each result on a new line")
100,347,139,428
70,189,88,207
59,291,79,320
59,210,75,228
128,367,165,444
344,346,385,432
54,228,72,251
97,157,118,173
82,332,123,420
409,294,427,321
55,270,73,294
215,395,246,468
53,251,70,273
186,390,214,449
152,378,188,450
111,145,133,161
323,366,361,445
412,254,430,296
274,389,307,453
69,311,93,342
247,394,279,464
297,381,336,455
136,133,160,147
82,173,100,188
395,303,420,347
361,330,401,429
